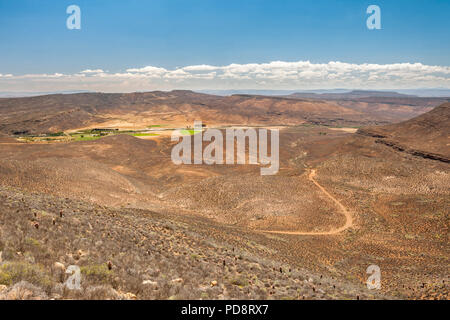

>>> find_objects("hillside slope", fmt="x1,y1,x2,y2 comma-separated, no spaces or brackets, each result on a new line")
358,103,450,161
0,91,364,135
1,90,442,136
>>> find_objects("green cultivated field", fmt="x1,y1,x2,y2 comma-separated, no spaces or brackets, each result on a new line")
16,129,160,143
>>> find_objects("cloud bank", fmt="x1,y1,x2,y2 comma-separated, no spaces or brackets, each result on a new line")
1,61,449,92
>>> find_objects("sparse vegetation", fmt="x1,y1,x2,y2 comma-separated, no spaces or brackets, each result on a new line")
0,261,52,290
0,186,390,300
81,264,113,283
0,95,448,300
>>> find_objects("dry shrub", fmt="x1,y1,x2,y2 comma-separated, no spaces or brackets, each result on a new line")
0,261,52,292
0,281,48,300
80,264,113,284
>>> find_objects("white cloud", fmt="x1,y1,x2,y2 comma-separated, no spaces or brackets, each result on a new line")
126,66,167,74
80,69,105,74
1,61,449,92
182,64,219,71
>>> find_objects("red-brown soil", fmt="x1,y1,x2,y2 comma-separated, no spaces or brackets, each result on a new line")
1,91,445,136
0,98,448,300
358,102,450,160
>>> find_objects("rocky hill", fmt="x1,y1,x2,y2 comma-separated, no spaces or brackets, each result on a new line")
358,102,450,161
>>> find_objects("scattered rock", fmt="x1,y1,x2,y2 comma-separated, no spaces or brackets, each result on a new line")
123,292,137,300
171,278,183,284
54,262,66,270
142,280,158,287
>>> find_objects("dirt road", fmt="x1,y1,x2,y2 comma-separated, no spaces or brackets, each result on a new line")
259,169,353,236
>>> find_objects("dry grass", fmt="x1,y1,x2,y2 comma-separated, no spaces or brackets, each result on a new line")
0,185,386,300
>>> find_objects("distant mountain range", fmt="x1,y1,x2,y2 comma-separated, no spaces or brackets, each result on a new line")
285,90,415,100
1,89,449,98
0,90,92,98
199,89,450,98
0,90,447,136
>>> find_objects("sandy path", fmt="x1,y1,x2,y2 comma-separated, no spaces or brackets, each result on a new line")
258,169,353,236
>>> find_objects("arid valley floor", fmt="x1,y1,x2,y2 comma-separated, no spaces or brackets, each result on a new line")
0,91,448,300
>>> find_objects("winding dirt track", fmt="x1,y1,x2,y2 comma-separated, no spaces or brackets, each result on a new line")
0,142,354,237
259,169,353,236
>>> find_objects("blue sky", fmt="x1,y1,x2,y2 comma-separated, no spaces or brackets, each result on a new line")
0,0,449,91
